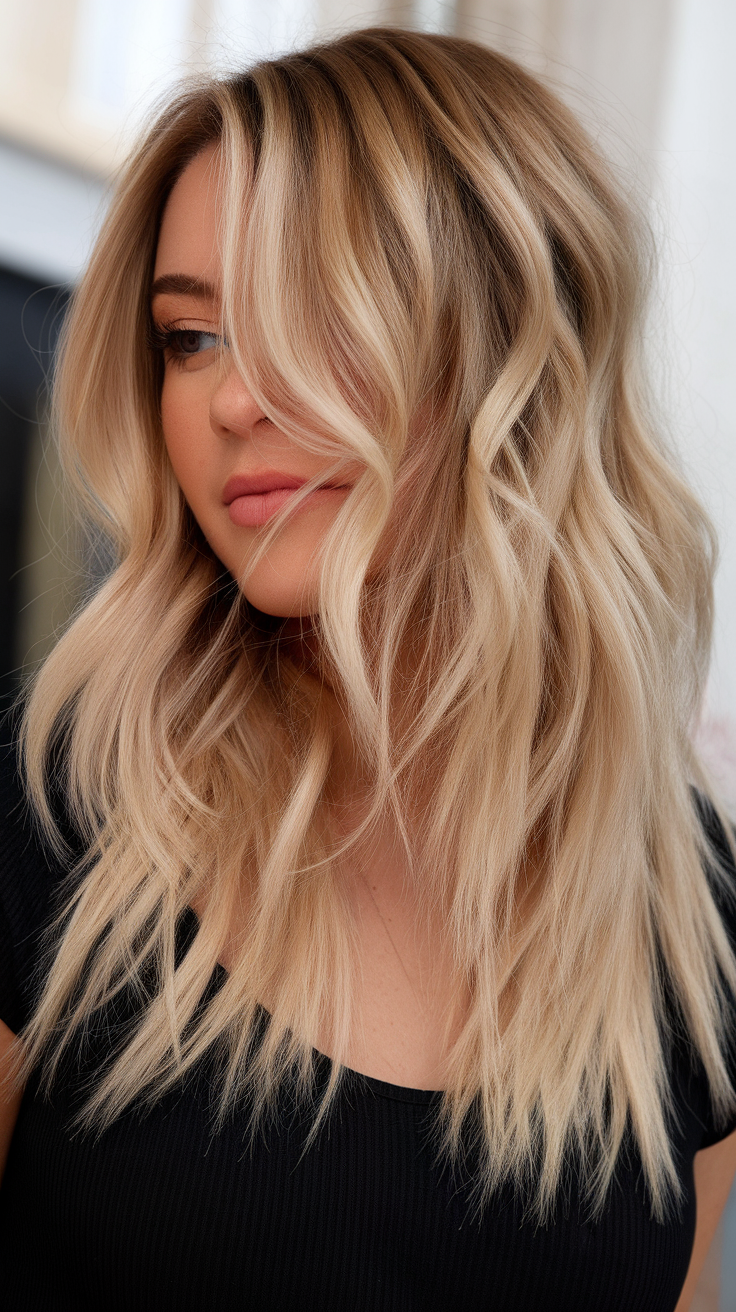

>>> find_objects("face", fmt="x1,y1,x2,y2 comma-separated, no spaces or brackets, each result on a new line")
152,143,356,618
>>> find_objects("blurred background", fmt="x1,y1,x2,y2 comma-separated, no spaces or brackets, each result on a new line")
0,1,733,1303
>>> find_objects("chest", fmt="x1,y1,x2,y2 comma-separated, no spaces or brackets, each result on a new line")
208,845,466,1091
0,1064,698,1312
338,860,466,1089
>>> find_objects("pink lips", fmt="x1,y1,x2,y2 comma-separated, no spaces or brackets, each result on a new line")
222,471,348,528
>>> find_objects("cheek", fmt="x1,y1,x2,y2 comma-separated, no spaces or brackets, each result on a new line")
159,374,243,578
160,376,211,501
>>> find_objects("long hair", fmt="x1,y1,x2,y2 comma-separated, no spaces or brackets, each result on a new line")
18,26,736,1220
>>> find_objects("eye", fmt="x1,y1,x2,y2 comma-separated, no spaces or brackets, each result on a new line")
166,329,221,358
148,321,226,365
171,329,220,356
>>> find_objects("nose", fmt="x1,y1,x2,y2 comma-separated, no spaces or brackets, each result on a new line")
209,359,267,438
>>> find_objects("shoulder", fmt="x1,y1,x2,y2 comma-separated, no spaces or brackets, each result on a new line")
0,703,75,1034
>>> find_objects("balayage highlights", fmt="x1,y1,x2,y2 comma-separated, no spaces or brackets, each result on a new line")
18,27,736,1219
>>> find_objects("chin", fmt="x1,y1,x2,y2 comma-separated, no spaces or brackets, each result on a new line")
238,580,317,620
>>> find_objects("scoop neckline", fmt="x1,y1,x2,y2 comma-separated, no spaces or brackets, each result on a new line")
182,905,444,1104
346,1070,442,1105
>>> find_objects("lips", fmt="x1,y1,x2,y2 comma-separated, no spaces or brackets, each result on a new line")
222,472,307,503
222,470,348,528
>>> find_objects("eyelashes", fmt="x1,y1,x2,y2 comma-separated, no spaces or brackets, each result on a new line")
148,320,227,364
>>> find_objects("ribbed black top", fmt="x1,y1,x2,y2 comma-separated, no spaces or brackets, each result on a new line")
1,725,736,1311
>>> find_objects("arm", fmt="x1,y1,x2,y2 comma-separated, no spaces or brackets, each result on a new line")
675,1128,736,1311
0,1018,23,1184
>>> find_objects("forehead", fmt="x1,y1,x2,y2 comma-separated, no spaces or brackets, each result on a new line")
153,142,223,284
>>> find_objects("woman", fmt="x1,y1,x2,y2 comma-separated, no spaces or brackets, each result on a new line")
1,25,735,1310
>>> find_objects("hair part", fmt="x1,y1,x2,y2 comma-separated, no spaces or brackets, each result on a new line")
18,26,736,1222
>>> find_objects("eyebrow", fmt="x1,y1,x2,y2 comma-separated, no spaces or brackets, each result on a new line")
150,274,220,301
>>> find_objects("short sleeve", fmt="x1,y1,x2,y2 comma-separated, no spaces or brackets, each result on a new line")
0,710,70,1035
691,787,736,1149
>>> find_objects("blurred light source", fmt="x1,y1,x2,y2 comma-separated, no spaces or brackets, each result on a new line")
412,0,455,33
208,0,317,68
0,138,106,285
69,0,194,131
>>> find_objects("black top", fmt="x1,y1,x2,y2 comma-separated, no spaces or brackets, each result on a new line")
1,733,736,1311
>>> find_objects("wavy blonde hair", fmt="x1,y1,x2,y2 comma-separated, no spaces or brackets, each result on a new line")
18,26,736,1220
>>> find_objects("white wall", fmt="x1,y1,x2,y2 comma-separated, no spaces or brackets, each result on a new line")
655,0,736,795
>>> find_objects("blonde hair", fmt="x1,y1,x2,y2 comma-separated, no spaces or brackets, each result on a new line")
18,26,736,1221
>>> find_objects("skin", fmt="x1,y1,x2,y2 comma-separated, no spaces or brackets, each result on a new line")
1,142,734,1308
